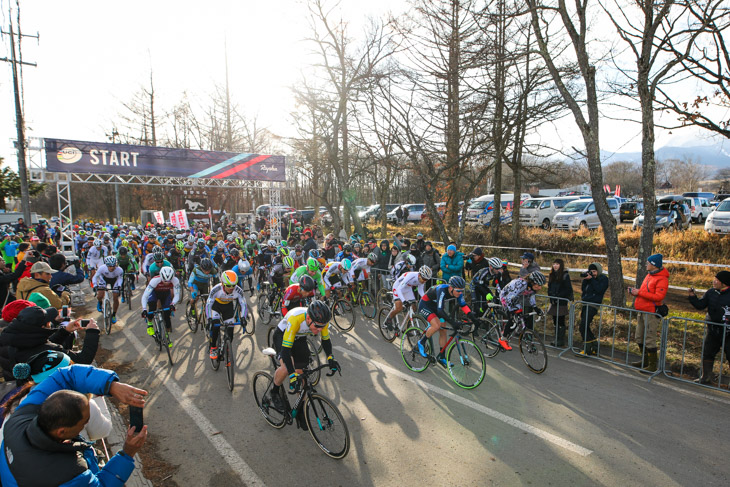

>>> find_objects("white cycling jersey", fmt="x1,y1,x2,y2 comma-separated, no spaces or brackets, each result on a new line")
393,271,425,303
348,258,370,282
141,276,181,312
91,264,124,289
86,246,108,269
141,253,155,274
205,282,247,322
323,261,349,288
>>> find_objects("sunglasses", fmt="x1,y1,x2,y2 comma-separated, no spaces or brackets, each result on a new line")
453,288,464,294
312,322,327,328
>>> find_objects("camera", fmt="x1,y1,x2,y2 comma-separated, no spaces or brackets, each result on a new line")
580,272,589,278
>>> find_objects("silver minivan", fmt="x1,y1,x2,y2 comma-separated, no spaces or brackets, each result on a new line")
520,196,579,229
552,198,620,230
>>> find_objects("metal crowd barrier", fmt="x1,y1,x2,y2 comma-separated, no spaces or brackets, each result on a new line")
662,316,730,393
532,294,573,351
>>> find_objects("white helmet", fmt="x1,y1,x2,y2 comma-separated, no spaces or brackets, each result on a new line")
237,259,251,274
418,265,432,280
217,241,225,249
405,254,416,266
232,231,239,238
159,266,175,282
268,239,276,247
249,233,257,240
487,257,502,269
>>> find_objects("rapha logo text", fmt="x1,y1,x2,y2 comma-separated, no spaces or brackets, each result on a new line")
260,165,279,173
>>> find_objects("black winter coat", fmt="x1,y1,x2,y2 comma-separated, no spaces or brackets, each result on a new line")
689,286,730,334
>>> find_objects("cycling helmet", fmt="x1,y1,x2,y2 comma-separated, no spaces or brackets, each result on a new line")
187,235,195,243
300,275,315,292
118,246,128,255
104,256,117,267
306,257,319,272
307,300,331,324
294,244,303,252
283,256,295,269
230,248,240,257
121,239,129,248
176,241,185,251
308,249,319,259
216,241,225,249
221,270,238,286
405,254,416,266
196,240,205,249
268,239,276,247
237,259,251,274
280,240,288,247
94,240,102,247
200,258,214,272
249,233,257,240
159,266,175,282
367,252,377,263
79,230,86,236
340,259,352,271
226,234,233,241
487,257,502,269
353,242,362,250
418,265,433,280
280,247,290,257
343,244,352,252
153,251,164,262
152,245,162,253
449,276,466,289
232,231,239,239
529,271,546,286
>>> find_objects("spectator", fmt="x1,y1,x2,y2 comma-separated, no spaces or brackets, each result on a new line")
629,253,668,372
402,205,410,224
547,259,573,347
387,246,400,270
374,240,390,272
13,218,27,234
302,230,317,254
0,234,18,270
518,252,540,278
578,262,609,356
49,253,85,293
414,233,427,254
16,262,71,308
392,232,404,250
395,206,404,225
440,244,464,282
687,270,730,384
420,242,441,282
0,257,29,307
0,364,148,486
465,247,488,277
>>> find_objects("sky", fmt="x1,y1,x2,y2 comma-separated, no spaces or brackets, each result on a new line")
0,0,726,175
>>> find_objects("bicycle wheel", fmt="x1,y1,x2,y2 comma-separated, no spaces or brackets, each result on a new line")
259,293,272,325
519,329,548,374
332,299,356,332
409,315,430,347
244,307,256,335
103,299,112,335
210,331,221,371
376,289,392,310
307,339,322,387
474,322,502,359
304,394,350,459
163,328,174,367
154,315,163,352
186,300,198,333
267,325,276,348
308,334,323,355
359,291,376,319
225,336,235,391
446,339,486,389
400,327,430,372
125,280,132,310
378,307,396,343
252,371,287,428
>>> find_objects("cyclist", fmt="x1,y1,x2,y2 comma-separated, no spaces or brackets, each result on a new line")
290,245,306,268
187,239,211,274
290,257,326,297
243,233,260,259
349,253,377,285
322,259,352,297
384,265,432,330
336,244,354,263
116,246,139,293
188,258,217,319
91,256,123,323
416,276,477,366
85,240,108,283
141,266,181,345
470,257,504,315
497,271,546,350
268,301,340,411
281,275,316,316
141,245,162,277
74,230,88,255
205,270,248,360
391,253,416,280
148,251,173,281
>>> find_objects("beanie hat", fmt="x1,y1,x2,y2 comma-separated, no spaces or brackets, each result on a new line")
716,271,730,287
27,292,52,309
472,247,483,256
647,253,663,268
16,305,58,326
447,244,457,252
13,350,71,383
588,264,598,272
2,300,36,323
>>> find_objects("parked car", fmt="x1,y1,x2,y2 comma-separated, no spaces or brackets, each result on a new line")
387,204,425,224
363,204,400,222
632,201,691,232
705,198,730,234
683,191,715,201
684,197,713,223
552,198,620,230
619,201,644,222
519,196,579,229
297,207,317,224
421,202,447,222
255,204,295,217
465,193,531,222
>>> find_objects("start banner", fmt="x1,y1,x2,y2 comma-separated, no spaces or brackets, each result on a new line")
44,138,286,182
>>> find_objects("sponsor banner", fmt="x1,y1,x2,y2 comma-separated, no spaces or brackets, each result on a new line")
153,211,165,225
169,210,190,230
45,138,286,182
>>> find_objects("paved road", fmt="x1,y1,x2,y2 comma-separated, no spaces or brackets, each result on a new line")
90,288,730,486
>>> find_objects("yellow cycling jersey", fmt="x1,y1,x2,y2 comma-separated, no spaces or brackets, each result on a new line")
277,307,330,348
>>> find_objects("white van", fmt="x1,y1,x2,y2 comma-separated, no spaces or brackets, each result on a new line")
519,196,580,229
552,198,620,230
465,193,531,222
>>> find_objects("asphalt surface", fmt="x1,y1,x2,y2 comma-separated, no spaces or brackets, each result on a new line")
89,287,730,487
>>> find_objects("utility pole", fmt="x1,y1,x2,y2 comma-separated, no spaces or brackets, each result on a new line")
1,5,38,225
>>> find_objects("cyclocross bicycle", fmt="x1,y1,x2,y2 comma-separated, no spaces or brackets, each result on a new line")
146,308,174,366
185,292,208,333
345,281,376,319
253,349,350,459
265,326,323,386
377,299,426,344
258,281,283,326
99,285,115,335
324,288,356,332
122,272,135,311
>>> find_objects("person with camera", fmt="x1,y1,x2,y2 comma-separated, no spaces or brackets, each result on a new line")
578,263,609,356
687,271,730,384
16,262,71,309
628,254,668,372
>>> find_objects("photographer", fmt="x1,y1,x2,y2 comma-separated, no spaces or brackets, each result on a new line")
17,262,71,309
49,253,85,292
578,263,608,356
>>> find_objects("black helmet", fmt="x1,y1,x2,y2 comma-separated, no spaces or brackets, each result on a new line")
529,271,546,286
307,300,331,324
299,275,315,292
153,251,164,262
449,276,466,289
230,248,240,257
200,258,213,271
118,246,128,255
343,244,352,252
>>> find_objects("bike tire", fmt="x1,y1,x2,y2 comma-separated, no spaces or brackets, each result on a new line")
306,339,322,387
259,293,272,325
446,339,486,389
519,328,548,374
225,336,234,391
359,291,376,319
400,326,430,372
375,289,392,311
244,307,256,335
332,299,356,332
410,315,429,348
125,281,132,311
378,307,396,343
186,300,198,333
475,322,502,359
163,329,174,366
154,315,163,352
210,332,221,371
103,300,112,335
304,394,350,459
252,371,287,429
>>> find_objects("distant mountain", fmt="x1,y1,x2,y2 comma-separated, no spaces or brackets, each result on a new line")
600,143,730,169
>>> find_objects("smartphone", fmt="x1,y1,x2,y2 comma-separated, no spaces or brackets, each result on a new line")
62,306,69,319
129,406,144,433
80,319,90,328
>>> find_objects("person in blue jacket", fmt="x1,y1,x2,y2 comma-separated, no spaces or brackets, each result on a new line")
440,244,464,282
0,364,148,486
